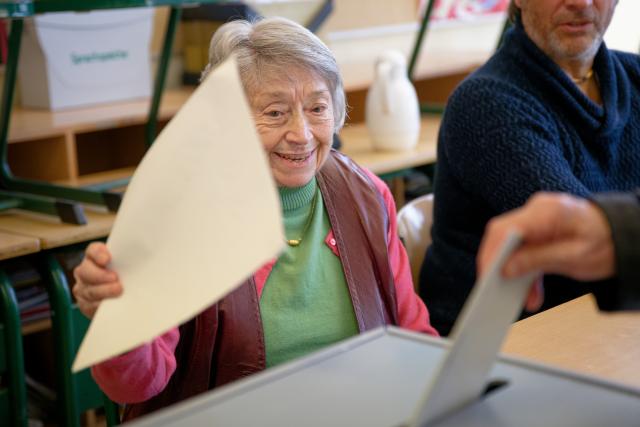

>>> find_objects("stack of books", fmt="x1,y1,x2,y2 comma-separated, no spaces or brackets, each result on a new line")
16,285,50,325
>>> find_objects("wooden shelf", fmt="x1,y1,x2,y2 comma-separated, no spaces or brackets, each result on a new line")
6,85,442,193
22,317,51,336
8,87,193,144
6,88,192,185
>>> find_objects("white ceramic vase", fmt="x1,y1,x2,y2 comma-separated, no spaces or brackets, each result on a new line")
365,50,420,151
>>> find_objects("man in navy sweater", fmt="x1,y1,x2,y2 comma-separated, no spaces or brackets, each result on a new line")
421,0,640,335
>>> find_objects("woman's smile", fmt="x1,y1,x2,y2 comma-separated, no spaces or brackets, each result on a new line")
273,148,316,168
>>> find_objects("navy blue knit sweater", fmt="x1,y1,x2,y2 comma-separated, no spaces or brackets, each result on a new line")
420,21,640,336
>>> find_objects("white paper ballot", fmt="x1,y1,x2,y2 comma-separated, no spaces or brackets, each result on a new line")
409,232,538,426
72,57,284,372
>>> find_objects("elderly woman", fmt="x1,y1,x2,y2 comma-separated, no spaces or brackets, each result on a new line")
73,17,437,420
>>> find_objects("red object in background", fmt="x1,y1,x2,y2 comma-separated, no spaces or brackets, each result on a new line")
0,20,8,64
429,0,509,20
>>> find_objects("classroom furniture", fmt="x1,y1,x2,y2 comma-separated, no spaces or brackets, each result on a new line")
0,270,27,427
397,193,433,287
340,115,439,175
41,250,120,427
0,211,118,426
502,294,640,388
123,327,640,427
340,115,440,206
0,0,219,224
0,231,39,427
408,0,443,114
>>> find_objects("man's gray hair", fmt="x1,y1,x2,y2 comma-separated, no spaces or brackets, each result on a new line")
202,17,346,131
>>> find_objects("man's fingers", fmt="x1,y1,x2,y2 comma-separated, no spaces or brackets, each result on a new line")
505,241,589,279
524,278,544,312
478,217,516,277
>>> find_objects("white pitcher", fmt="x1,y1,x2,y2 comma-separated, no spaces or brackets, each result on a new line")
365,50,420,151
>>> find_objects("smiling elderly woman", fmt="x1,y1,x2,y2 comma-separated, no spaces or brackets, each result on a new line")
72,17,437,420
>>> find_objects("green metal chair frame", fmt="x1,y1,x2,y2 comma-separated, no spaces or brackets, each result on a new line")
0,269,28,427
39,251,119,427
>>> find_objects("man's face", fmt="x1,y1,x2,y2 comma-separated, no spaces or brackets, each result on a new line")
515,0,618,64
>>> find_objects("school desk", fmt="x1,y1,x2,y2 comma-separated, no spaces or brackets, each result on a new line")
503,294,640,388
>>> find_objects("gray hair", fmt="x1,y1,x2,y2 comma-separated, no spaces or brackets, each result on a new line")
202,17,346,131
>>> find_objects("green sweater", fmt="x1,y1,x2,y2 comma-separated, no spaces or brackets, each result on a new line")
260,178,359,368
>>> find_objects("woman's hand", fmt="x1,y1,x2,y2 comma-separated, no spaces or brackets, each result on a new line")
73,242,123,319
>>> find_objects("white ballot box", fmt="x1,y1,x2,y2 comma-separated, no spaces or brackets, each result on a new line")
125,327,640,427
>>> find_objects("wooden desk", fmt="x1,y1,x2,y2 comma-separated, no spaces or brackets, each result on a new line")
339,116,440,176
0,209,115,250
502,294,640,388
0,230,40,261
0,211,114,335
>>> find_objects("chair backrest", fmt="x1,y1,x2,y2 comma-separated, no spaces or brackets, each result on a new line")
397,193,434,289
0,270,27,427
43,253,119,427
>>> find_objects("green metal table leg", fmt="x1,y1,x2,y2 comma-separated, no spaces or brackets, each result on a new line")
419,104,445,115
2,177,122,213
0,196,21,211
408,0,437,81
0,270,27,427
145,6,182,148
0,191,87,225
42,252,119,426
0,19,22,181
407,0,446,116
42,254,80,427
305,0,333,33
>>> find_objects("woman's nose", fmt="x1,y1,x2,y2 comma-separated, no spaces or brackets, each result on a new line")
285,112,313,144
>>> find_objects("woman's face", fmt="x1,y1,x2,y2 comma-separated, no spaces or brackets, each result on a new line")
250,68,335,188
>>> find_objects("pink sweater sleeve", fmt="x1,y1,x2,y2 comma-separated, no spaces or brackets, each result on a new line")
91,327,180,403
364,169,439,337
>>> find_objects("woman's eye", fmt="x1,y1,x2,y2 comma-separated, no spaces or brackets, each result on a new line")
266,110,283,118
312,105,327,114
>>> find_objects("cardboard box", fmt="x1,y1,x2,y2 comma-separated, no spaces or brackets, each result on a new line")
18,8,153,110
